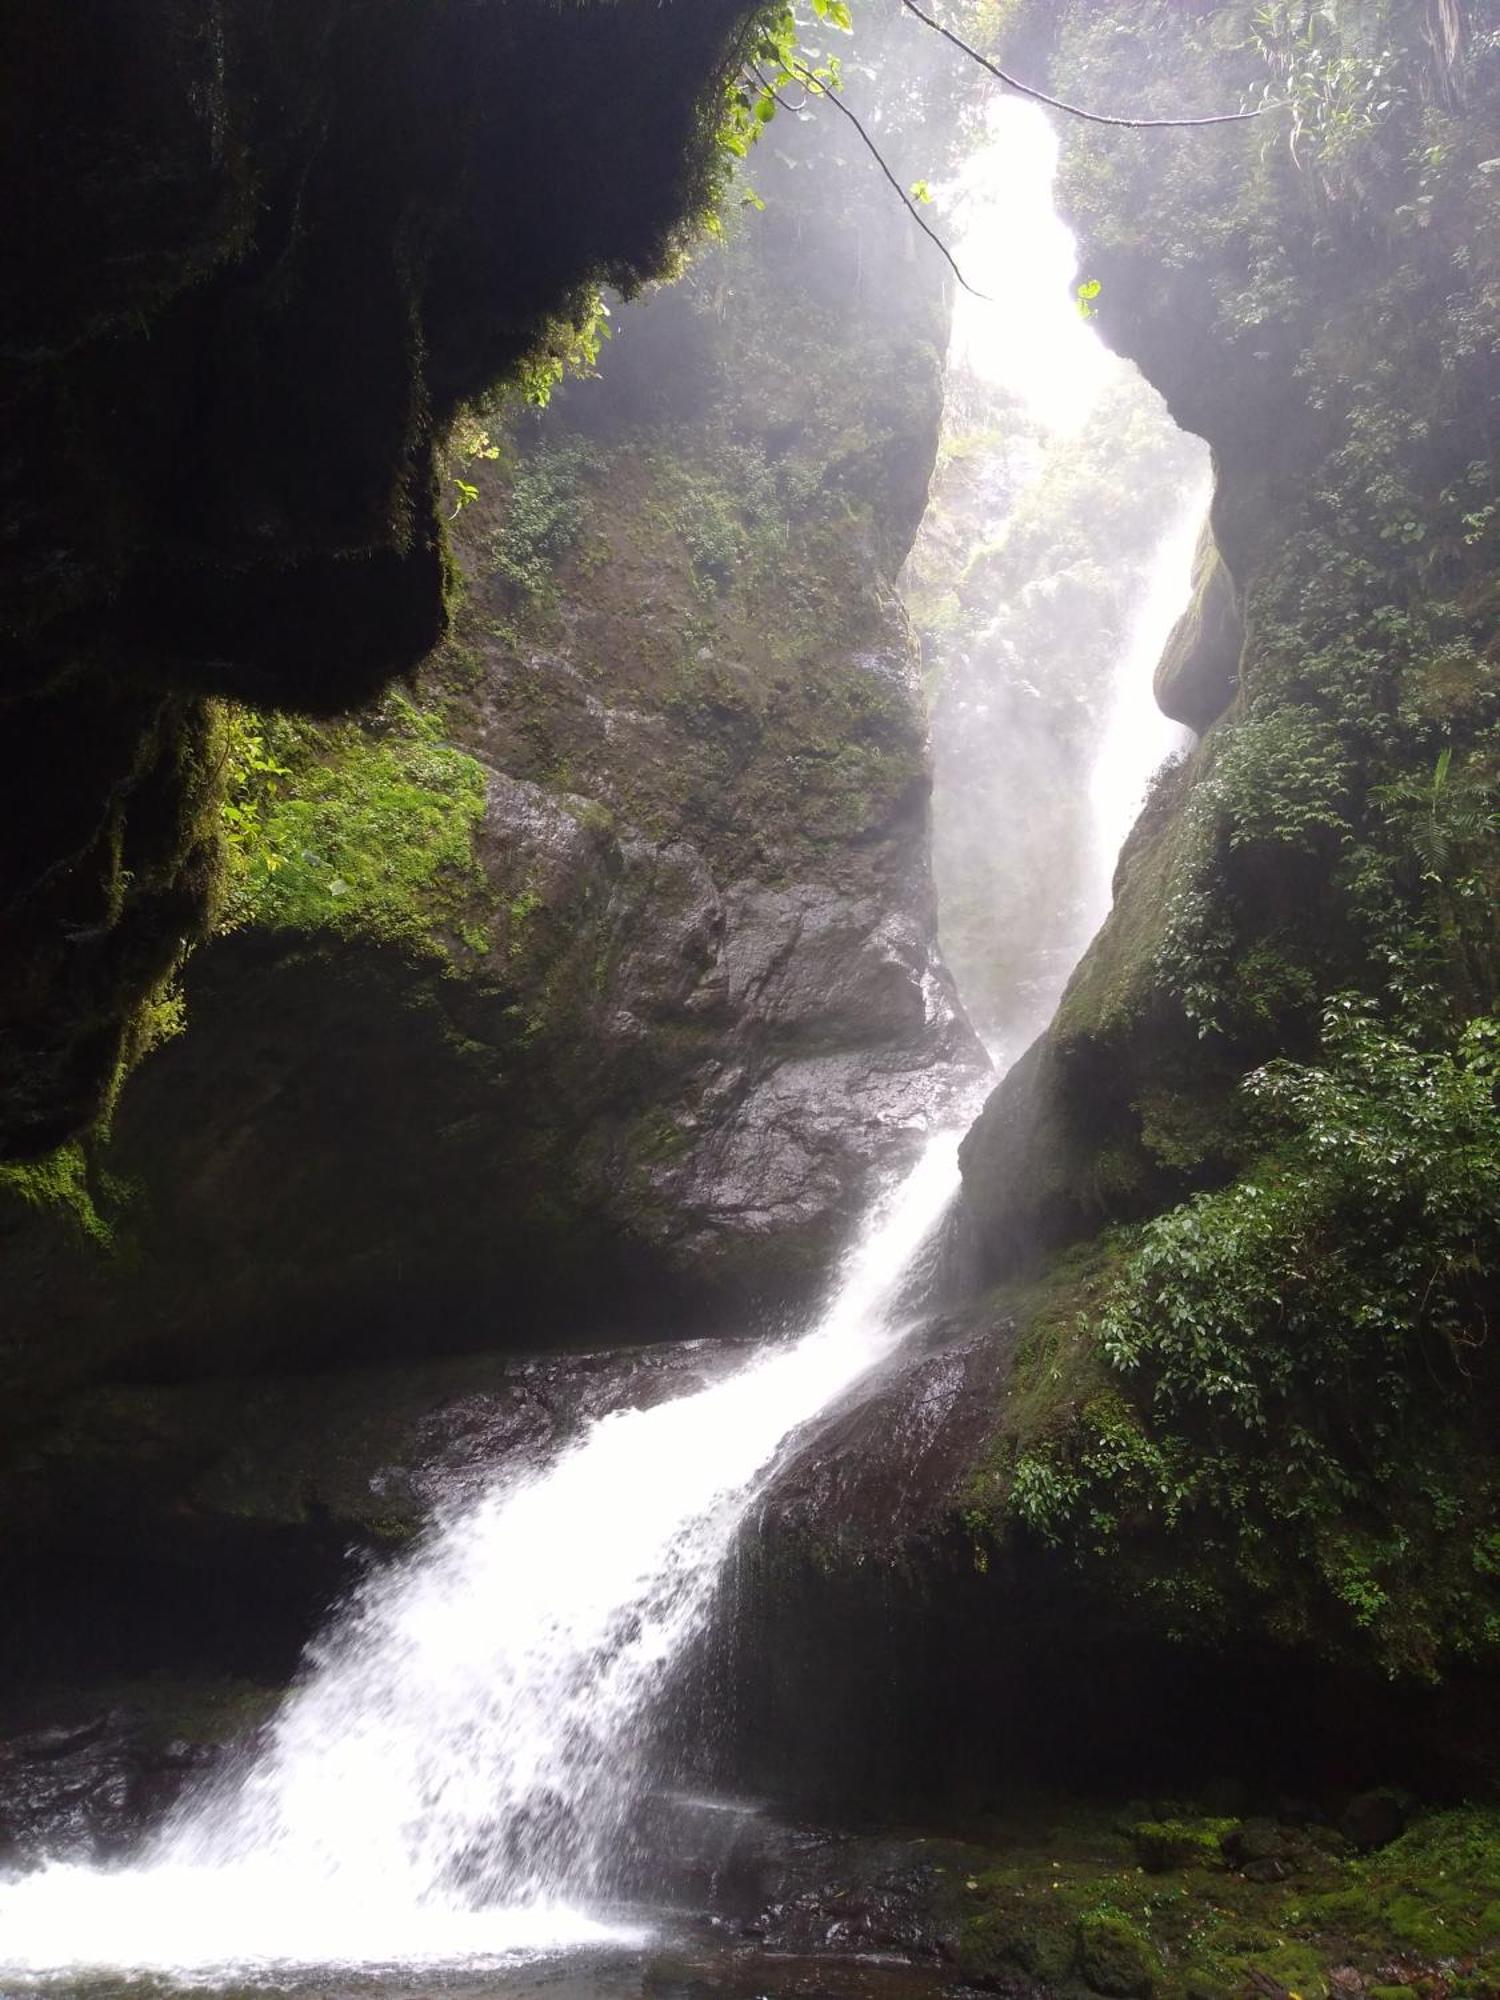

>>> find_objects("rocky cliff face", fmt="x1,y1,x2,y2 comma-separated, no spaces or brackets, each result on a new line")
0,0,766,1159
613,1,1500,1804
0,31,986,1636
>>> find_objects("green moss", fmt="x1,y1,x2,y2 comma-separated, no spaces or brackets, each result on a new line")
477,439,604,622
1129,1820,1233,1875
222,695,491,959
958,1242,1124,1531
0,1141,117,1249
627,1108,694,1167
949,1802,1500,2000
1078,1909,1161,1996
1056,770,1200,1049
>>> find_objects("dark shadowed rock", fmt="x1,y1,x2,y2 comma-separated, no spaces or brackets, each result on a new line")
756,1318,1015,1549
0,1704,237,1867
1339,1792,1408,1854
1,0,767,1155
0,43,986,1437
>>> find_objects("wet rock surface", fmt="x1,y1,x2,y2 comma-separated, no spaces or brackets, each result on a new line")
0,1704,238,1870
757,1314,1013,1550
705,1826,965,1964
36,1953,1002,2000
0,1339,762,1689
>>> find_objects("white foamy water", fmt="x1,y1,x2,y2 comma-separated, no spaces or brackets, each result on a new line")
0,1127,968,1983
1083,477,1209,923
923,97,1209,1066
948,99,1116,435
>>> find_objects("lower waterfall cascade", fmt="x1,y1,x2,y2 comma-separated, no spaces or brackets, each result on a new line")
0,1128,973,1981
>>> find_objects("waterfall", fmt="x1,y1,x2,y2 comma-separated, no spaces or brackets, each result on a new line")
946,98,1115,432
1079,476,1209,937
913,98,1210,1065
0,1127,969,1982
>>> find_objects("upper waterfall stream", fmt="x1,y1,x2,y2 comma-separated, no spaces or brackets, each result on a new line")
0,1130,970,1982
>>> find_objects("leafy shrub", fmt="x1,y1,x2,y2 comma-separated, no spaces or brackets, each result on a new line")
486,442,602,608
1010,1000,1500,1675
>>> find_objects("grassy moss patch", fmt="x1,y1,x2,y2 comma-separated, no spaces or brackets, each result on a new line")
0,1141,118,1249
946,1801,1500,2000
221,695,491,958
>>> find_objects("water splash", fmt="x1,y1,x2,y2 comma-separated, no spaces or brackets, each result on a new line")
0,1127,969,1982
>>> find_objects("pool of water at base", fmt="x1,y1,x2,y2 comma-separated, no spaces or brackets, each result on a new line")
19,1930,990,2000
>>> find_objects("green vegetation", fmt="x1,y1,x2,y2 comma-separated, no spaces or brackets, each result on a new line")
0,1141,118,1250
438,192,944,885
993,1003,1500,1675
956,0,1500,1681
950,1801,1500,2000
477,441,604,614
220,696,491,958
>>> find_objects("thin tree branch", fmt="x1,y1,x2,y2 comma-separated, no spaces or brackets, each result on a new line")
899,0,1284,129
775,58,993,299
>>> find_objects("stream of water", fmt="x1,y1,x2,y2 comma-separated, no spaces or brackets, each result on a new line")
0,1132,970,1985
922,98,1208,1064
1079,476,1207,945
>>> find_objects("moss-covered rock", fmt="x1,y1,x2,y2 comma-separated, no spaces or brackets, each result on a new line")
1154,526,1243,735
1129,1820,1232,1876
941,1800,1500,2000
1078,1909,1161,1996
1,0,776,1156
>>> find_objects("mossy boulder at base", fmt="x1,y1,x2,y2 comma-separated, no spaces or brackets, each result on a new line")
1078,1910,1160,1997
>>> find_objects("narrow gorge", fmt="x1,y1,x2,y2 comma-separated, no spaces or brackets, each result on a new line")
2,4,1498,1998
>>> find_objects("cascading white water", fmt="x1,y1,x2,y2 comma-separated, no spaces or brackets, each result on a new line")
917,95,1210,1068
946,98,1115,433
0,1126,969,1983
1080,476,1209,933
